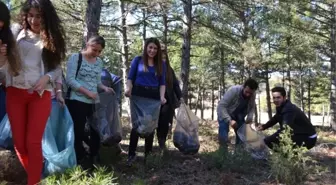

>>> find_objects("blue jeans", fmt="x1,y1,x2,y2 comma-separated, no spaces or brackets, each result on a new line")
218,114,246,145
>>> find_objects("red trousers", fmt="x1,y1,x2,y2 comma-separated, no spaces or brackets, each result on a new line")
6,87,51,185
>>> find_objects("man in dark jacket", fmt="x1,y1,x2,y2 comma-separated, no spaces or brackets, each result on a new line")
258,87,317,150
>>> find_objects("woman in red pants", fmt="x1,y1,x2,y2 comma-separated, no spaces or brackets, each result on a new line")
0,0,66,184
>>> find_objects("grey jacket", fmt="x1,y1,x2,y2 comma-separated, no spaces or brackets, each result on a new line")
217,85,256,123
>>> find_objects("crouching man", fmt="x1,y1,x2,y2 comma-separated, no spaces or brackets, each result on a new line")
257,87,317,150
217,78,258,147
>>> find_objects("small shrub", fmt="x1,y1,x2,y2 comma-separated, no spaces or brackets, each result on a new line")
204,146,255,173
269,125,313,185
42,166,118,185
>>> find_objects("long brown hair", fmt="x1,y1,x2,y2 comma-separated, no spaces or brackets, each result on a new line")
20,0,66,71
0,2,22,76
162,47,173,89
142,37,163,76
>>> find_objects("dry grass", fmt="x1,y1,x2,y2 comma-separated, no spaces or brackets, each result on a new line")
0,118,335,185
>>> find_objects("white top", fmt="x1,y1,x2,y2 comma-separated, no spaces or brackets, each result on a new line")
0,29,61,95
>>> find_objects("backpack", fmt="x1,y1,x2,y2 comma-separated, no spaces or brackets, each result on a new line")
62,53,83,99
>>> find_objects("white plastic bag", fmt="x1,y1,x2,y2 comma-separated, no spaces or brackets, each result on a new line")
173,103,200,155
237,124,268,159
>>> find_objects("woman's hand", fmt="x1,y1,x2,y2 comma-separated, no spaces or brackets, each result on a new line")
0,40,7,56
56,92,65,107
103,86,115,94
161,96,167,105
33,75,50,91
125,88,132,97
87,91,98,100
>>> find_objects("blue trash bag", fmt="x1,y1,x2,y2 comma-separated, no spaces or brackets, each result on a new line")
42,100,77,177
130,96,161,138
0,100,76,177
0,86,6,121
88,92,122,146
173,103,200,155
0,114,13,150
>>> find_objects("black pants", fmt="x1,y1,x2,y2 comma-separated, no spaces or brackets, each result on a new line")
157,104,174,145
264,130,317,150
128,128,154,157
66,99,100,161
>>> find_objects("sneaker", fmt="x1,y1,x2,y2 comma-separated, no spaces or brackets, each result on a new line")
126,155,136,167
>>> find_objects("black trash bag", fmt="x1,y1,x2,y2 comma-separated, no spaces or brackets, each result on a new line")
173,103,200,155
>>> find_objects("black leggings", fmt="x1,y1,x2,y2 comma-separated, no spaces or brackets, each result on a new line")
66,99,100,161
157,104,174,143
128,128,154,157
264,130,317,150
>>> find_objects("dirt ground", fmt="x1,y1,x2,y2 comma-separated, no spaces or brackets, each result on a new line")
0,118,335,185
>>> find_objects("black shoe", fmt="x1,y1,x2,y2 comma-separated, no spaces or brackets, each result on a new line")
126,155,136,167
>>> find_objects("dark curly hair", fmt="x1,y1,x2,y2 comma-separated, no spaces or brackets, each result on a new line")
0,1,22,76
20,0,66,71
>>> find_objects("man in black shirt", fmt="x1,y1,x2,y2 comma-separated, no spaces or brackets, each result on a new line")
258,87,317,150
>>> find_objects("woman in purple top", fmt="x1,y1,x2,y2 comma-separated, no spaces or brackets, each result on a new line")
125,38,166,166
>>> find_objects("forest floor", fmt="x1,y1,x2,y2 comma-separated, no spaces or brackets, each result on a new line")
0,118,335,185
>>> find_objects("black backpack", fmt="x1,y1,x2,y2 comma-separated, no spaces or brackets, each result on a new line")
62,52,82,99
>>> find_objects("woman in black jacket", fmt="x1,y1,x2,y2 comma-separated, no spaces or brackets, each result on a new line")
157,45,182,149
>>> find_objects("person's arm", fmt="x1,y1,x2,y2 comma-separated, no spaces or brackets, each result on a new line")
65,53,92,97
217,86,236,122
45,65,62,83
260,114,279,130
172,69,182,100
126,57,140,91
159,62,167,99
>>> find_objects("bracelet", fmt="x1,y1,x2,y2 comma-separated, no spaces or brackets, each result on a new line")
46,74,52,82
56,89,62,94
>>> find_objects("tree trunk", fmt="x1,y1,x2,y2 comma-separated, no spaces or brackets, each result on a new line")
211,80,215,120
308,77,311,121
142,8,147,45
286,36,292,101
194,85,201,115
322,104,325,126
220,48,226,96
118,0,129,95
330,2,336,130
300,73,305,112
201,88,205,120
254,97,258,124
163,13,168,46
265,64,272,120
180,0,192,104
258,93,261,124
83,0,102,46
